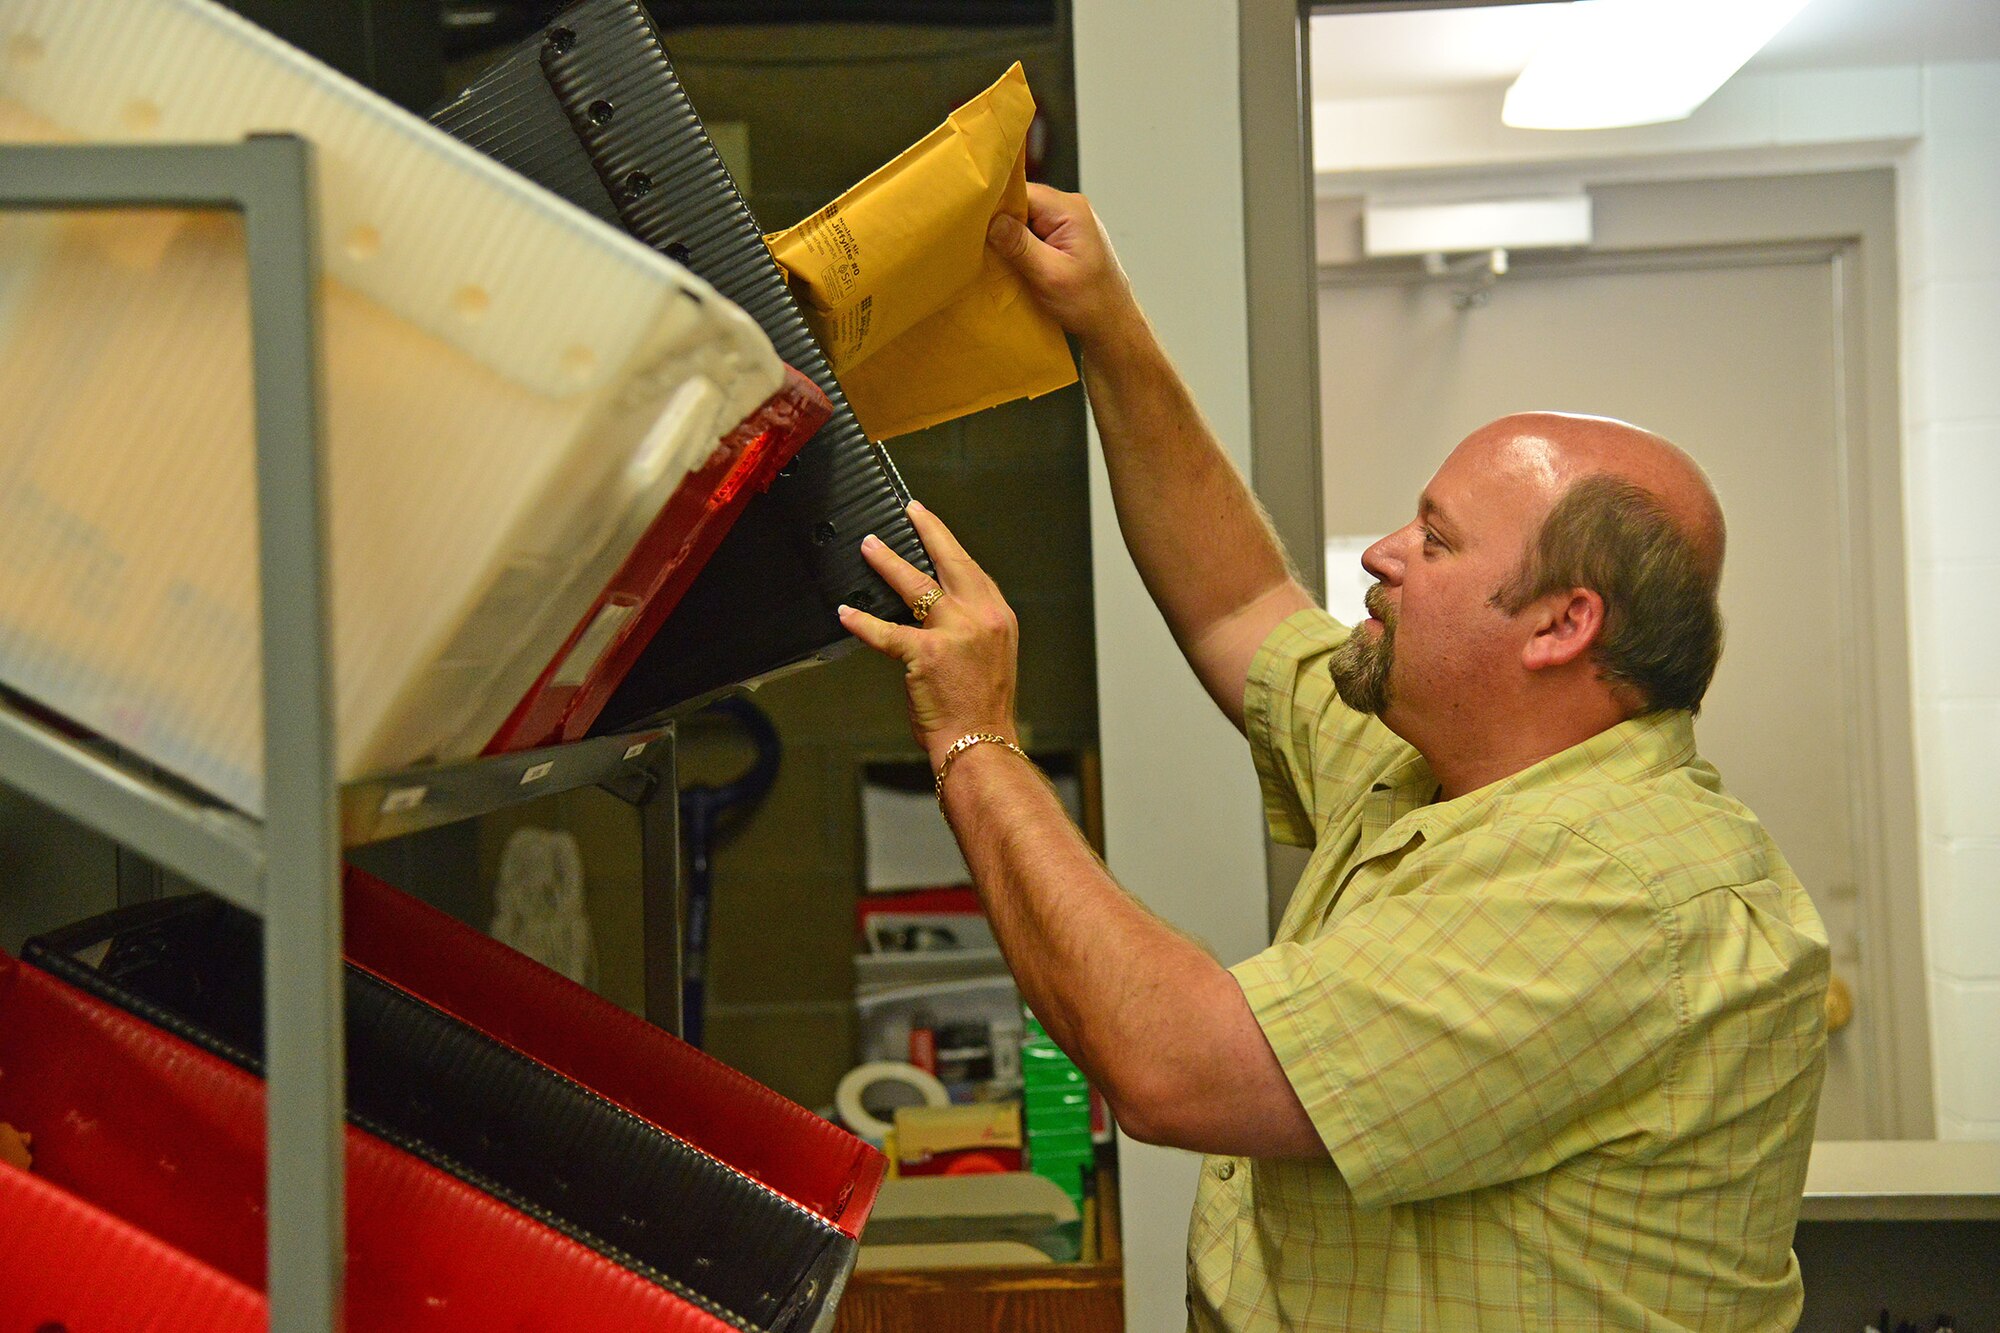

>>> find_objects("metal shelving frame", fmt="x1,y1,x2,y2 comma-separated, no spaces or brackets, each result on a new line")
0,135,686,1332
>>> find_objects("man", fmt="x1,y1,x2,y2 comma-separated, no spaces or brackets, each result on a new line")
836,185,1828,1331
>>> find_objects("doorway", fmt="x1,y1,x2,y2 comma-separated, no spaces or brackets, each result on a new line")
1315,170,1928,1140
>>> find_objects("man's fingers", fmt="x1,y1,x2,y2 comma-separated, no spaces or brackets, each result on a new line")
991,186,1129,344
1023,181,1064,229
838,603,914,661
988,211,1033,263
988,210,1068,294
904,503,983,587
860,532,940,605
1021,182,1084,246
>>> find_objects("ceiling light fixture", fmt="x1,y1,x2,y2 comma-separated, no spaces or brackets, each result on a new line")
1502,0,1816,131
1362,195,1592,259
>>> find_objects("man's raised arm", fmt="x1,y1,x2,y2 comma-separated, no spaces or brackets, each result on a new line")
988,185,1313,730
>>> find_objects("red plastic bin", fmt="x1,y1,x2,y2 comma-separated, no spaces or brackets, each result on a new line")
0,951,747,1331
487,363,831,753
0,1161,263,1333
339,865,884,1240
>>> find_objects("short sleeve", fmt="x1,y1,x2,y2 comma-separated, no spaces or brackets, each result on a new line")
1230,822,1682,1210
1242,608,1387,847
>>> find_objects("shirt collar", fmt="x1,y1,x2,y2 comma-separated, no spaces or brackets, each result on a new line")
1368,710,1697,852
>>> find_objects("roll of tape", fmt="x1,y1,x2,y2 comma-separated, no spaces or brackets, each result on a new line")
836,1061,950,1142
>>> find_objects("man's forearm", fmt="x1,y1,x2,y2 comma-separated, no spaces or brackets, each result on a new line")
838,500,1324,1158
938,742,1323,1157
1081,313,1312,720
941,743,1227,1120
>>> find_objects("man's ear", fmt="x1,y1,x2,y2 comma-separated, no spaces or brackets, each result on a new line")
1521,587,1605,672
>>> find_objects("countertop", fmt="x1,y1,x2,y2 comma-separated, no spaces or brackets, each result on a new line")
1801,1139,2000,1221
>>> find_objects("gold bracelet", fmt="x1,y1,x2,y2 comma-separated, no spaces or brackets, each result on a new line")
933,732,1028,804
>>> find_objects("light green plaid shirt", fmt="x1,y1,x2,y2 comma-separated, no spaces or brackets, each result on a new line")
1189,610,1828,1332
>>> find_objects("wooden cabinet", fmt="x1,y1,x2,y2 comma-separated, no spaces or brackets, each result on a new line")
835,1169,1124,1333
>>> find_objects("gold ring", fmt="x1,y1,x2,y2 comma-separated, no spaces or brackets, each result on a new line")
911,587,945,622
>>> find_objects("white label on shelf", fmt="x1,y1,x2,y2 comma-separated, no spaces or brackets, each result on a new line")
519,761,555,785
549,601,637,689
380,786,428,814
623,742,648,761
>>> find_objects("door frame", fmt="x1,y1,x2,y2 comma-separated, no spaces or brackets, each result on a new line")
1309,170,1931,1138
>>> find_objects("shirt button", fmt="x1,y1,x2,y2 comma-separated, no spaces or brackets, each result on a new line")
1214,1160,1235,1181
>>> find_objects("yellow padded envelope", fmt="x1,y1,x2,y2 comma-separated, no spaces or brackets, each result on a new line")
765,63,1077,441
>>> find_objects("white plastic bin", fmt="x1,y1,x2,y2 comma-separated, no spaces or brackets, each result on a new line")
0,0,783,813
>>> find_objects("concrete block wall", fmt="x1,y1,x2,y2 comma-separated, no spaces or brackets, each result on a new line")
1901,62,2000,1139
655,23,1098,1115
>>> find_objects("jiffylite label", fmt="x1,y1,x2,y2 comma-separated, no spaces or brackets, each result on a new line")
795,202,862,305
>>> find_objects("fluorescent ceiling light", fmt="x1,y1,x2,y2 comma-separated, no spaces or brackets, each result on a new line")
1503,0,1816,131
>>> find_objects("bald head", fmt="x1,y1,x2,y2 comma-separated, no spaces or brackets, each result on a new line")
1468,412,1726,587
1469,412,1728,715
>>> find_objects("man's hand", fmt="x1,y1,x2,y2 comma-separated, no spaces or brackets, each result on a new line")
837,503,1020,769
988,183,1144,345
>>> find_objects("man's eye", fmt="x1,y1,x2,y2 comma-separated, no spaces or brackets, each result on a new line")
1420,529,1443,550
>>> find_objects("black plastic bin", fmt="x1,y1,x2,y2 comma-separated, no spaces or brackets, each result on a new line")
429,0,935,724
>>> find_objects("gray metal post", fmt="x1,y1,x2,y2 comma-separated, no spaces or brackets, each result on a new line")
239,134,346,1333
0,140,344,1330
634,728,685,1037
111,748,168,907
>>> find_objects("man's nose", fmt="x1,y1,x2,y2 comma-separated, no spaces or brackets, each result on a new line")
1362,527,1409,584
